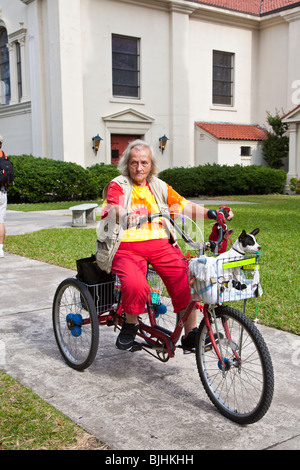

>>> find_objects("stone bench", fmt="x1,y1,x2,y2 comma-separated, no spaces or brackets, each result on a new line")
69,203,98,227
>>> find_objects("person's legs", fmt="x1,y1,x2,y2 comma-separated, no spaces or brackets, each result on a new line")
112,242,149,349
147,240,197,337
112,239,199,350
0,223,5,244
0,191,7,257
0,223,5,257
112,242,149,316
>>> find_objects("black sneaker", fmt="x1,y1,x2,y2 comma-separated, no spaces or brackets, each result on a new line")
181,328,223,351
116,322,139,350
181,327,198,350
204,332,224,352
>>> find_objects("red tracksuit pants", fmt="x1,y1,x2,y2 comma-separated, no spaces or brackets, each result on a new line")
112,238,191,315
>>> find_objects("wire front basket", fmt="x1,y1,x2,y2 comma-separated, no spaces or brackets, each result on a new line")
189,253,262,305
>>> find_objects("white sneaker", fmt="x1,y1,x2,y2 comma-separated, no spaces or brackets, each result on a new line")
0,250,4,258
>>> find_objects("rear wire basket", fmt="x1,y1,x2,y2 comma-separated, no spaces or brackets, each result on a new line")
86,280,116,314
85,268,171,316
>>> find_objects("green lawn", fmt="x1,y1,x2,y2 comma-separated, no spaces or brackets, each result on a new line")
0,371,107,450
6,194,300,334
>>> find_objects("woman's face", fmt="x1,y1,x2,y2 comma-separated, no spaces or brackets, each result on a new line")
128,146,152,187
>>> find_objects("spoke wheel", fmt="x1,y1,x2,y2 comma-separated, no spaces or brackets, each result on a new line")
52,278,99,370
196,305,274,424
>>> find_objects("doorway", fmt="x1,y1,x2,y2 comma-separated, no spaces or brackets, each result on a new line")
111,134,141,164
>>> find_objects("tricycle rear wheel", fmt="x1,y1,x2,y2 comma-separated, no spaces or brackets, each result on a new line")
52,278,99,370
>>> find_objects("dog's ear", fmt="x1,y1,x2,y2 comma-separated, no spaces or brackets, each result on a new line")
251,228,260,236
238,230,247,241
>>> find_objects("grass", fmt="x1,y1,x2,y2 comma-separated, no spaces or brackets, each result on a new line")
0,371,107,450
212,195,300,334
7,200,101,212
2,194,300,450
6,194,300,334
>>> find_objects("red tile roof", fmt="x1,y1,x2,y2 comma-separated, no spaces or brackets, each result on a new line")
195,122,268,140
186,0,300,16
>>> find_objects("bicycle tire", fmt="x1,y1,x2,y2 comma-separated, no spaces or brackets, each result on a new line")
196,305,274,424
52,277,99,370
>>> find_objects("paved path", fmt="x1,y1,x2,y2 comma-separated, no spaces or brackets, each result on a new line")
1,207,299,451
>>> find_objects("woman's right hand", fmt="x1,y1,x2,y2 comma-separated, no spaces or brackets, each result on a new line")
122,212,142,228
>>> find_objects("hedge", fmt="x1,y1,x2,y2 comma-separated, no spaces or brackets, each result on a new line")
158,164,287,197
7,155,120,203
6,156,287,203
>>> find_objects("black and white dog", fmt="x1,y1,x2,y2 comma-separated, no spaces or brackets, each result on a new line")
216,228,261,290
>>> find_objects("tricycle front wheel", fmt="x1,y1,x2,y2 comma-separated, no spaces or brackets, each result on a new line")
196,305,274,424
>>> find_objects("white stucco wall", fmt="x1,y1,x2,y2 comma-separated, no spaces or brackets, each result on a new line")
0,0,299,177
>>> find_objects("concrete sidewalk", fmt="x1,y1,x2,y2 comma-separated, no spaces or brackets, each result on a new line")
5,208,98,235
1,208,300,450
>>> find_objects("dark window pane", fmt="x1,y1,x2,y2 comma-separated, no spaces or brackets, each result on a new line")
0,27,10,105
212,50,233,106
112,36,137,55
16,42,22,101
112,34,139,98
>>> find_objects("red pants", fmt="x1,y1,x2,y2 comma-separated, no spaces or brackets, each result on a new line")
112,239,191,315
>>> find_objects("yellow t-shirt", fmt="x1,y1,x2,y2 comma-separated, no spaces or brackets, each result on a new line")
102,181,189,242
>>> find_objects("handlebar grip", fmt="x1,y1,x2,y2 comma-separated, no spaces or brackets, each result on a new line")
219,207,229,219
207,209,218,220
121,213,150,230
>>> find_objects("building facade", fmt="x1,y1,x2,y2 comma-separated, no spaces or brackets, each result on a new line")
0,0,299,184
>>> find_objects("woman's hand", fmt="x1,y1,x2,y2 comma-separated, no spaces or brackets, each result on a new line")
218,206,234,221
122,213,141,228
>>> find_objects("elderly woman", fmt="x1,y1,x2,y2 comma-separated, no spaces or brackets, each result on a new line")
96,140,232,351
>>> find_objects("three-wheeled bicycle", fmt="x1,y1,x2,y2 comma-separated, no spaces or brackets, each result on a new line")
52,209,274,424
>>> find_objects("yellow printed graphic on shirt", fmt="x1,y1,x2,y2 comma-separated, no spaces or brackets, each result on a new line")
122,183,188,242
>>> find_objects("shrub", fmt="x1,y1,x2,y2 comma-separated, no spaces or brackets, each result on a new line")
155,166,204,197
7,155,100,203
6,154,287,203
289,178,300,194
87,163,120,195
262,111,289,169
159,164,287,197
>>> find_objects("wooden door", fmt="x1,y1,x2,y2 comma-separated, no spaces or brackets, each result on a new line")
111,135,141,164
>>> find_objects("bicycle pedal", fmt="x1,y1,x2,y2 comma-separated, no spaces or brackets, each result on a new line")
129,341,143,352
179,345,195,354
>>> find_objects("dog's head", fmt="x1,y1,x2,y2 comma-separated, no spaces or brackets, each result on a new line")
237,228,261,253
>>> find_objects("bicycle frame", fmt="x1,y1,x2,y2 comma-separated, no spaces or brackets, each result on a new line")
83,210,235,361
90,286,233,363
53,209,274,424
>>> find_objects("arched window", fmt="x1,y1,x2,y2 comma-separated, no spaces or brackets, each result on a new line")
0,27,10,105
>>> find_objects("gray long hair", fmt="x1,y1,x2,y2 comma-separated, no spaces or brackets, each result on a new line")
117,139,159,180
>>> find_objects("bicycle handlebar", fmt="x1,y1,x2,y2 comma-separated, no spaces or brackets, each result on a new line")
207,208,229,246
140,213,202,250
122,208,230,251
122,212,202,250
